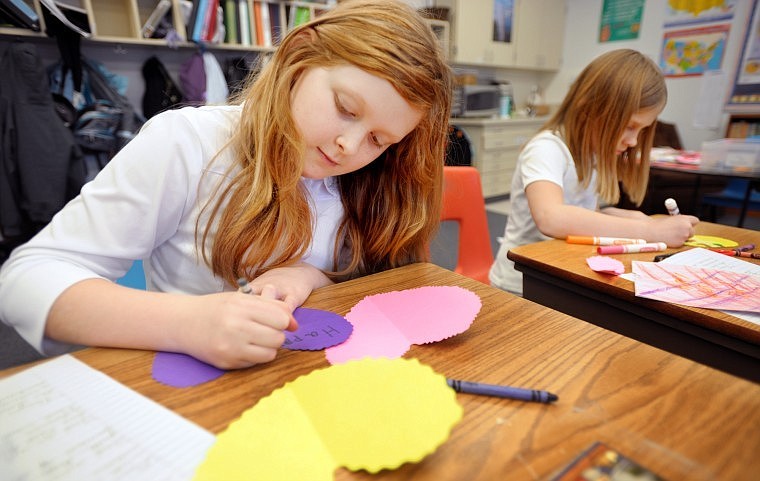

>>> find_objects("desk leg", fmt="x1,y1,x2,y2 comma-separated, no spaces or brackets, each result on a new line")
737,181,754,228
692,174,702,216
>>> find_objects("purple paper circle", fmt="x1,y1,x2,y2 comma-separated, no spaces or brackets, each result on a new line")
283,307,353,351
152,351,225,387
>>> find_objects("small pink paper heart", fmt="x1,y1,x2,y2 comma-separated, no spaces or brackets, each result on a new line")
586,255,625,275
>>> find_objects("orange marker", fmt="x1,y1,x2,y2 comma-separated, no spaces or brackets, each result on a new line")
566,236,647,246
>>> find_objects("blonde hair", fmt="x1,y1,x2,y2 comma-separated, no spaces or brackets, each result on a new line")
199,0,452,286
543,49,666,205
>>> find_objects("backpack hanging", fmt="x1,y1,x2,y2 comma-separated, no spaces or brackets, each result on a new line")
142,56,185,119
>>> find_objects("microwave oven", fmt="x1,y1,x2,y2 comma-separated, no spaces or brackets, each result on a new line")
452,85,501,118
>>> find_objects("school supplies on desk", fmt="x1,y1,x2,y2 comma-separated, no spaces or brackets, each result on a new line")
586,255,625,274
1,355,215,480
715,249,760,259
566,235,646,245
447,378,558,403
551,441,666,481
193,358,462,481
325,285,481,364
598,242,666,254
684,234,738,248
632,259,760,313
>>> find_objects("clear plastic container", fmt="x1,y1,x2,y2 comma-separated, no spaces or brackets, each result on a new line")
700,138,760,173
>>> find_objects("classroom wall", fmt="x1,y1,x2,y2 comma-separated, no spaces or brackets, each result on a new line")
547,0,753,151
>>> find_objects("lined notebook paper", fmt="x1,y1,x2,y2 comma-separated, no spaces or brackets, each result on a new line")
1,355,215,481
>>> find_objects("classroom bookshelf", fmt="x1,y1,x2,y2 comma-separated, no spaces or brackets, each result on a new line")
726,114,760,139
0,0,336,51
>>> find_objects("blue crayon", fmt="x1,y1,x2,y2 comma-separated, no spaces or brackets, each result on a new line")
447,378,558,403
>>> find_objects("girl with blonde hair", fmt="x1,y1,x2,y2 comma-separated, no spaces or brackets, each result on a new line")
0,0,452,368
490,49,698,296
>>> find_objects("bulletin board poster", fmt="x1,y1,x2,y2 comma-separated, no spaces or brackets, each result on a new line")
659,24,728,77
664,0,737,27
492,0,514,43
599,0,645,42
727,0,760,112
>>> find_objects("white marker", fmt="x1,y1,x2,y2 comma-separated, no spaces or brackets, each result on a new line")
664,198,680,216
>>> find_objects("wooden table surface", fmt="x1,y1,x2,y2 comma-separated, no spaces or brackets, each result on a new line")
510,222,760,342
4,263,760,480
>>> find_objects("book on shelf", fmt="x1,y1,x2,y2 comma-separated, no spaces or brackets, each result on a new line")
0,0,40,31
258,1,271,46
237,0,251,46
287,4,310,30
200,0,217,41
141,0,172,38
223,0,237,43
268,1,282,44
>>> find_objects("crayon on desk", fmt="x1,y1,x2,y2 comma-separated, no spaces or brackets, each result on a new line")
665,198,680,216
597,242,667,254
566,236,646,246
446,378,558,403
716,250,760,259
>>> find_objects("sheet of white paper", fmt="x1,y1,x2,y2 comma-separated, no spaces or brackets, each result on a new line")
693,70,726,130
0,355,215,481
658,248,760,325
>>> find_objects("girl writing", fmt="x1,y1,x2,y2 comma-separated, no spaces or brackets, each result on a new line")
0,0,452,368
490,49,698,295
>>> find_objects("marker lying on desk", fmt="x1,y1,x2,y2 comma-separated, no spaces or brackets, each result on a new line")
566,235,646,246
446,378,558,403
598,242,667,255
665,198,680,216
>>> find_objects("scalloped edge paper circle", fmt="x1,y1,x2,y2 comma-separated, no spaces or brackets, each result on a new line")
325,286,481,364
192,357,463,481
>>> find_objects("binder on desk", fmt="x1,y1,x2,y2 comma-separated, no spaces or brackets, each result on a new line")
0,0,40,31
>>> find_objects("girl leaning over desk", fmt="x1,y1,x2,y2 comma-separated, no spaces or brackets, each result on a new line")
0,0,452,369
490,49,699,296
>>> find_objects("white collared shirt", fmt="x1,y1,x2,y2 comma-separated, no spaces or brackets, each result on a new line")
0,105,344,354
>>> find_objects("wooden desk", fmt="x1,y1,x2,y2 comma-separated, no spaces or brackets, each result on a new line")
508,222,760,383
4,263,760,480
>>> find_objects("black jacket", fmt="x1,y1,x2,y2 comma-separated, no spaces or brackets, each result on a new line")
0,42,84,245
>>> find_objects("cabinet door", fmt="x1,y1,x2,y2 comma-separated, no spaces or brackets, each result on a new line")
513,0,564,70
441,0,516,67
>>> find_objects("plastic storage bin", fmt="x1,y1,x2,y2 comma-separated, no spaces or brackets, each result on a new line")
700,138,760,173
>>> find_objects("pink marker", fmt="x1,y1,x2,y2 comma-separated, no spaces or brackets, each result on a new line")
597,242,667,254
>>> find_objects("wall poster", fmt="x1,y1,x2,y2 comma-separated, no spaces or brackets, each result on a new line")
664,0,737,27
599,0,645,43
727,0,760,112
492,0,513,43
659,24,729,77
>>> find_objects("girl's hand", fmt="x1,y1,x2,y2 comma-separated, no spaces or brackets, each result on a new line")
247,262,333,311
648,214,699,247
180,284,296,369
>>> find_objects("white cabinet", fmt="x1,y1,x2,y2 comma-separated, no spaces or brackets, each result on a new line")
437,0,564,70
454,117,544,198
513,0,565,70
436,0,515,67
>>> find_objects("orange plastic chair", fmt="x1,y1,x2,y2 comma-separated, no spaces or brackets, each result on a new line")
440,166,494,284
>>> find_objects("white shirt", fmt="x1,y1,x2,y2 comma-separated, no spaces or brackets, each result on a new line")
0,105,344,355
489,130,598,295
